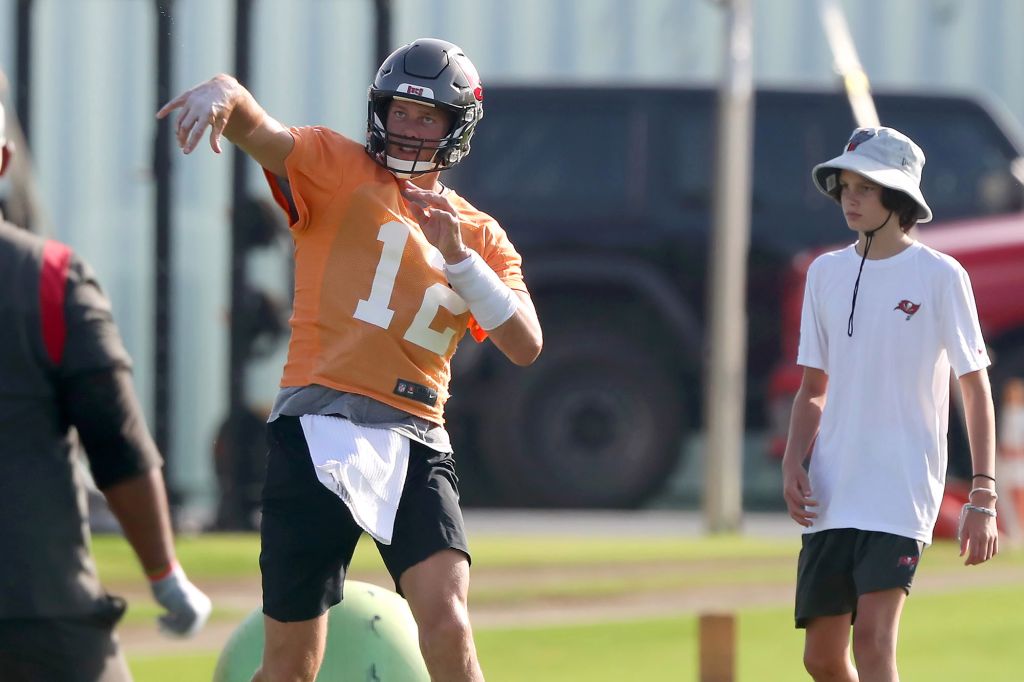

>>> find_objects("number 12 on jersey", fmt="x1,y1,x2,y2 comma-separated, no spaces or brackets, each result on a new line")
353,220,469,356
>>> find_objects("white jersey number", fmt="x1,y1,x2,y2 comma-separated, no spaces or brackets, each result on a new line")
353,220,468,355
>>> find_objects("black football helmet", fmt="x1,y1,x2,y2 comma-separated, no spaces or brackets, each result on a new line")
366,38,484,177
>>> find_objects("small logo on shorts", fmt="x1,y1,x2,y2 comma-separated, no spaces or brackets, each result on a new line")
896,555,919,570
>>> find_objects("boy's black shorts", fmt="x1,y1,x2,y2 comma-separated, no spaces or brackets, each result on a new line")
260,415,471,623
795,528,924,629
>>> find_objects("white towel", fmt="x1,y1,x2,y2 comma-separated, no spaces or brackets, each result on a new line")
299,414,410,545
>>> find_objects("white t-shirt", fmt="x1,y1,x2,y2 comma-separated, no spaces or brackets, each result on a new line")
797,241,990,544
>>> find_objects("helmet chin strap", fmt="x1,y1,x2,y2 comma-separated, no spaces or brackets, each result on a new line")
847,210,893,337
385,154,440,179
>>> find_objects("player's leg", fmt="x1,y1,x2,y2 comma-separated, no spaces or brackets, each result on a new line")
796,529,860,681
851,589,905,682
251,614,328,682
253,415,363,682
850,532,921,682
378,442,481,681
804,614,858,682
401,549,481,681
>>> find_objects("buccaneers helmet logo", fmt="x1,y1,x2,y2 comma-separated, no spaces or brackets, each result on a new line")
894,300,921,320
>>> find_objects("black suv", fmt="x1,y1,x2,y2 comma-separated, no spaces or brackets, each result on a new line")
442,85,1024,508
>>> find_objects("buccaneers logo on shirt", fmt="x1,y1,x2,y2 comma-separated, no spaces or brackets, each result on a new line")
894,299,921,320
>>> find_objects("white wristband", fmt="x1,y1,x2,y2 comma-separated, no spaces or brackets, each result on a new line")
443,250,519,331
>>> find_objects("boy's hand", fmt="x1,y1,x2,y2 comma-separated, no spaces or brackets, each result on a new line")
782,463,818,527
958,504,999,565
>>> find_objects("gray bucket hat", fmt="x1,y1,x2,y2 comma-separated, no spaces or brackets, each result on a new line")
812,126,932,223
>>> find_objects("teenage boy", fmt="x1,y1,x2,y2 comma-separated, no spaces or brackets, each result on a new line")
781,126,998,682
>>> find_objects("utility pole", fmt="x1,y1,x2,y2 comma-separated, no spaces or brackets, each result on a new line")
374,0,393,68
819,0,879,128
154,0,178,506
703,0,754,533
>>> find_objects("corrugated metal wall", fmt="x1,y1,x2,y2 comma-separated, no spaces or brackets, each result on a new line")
1,0,1022,512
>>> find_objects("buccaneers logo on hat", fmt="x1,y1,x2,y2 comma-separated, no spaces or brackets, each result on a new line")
894,300,921,320
846,129,876,151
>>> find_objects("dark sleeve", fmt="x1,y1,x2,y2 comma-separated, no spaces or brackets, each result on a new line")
59,367,163,489
56,256,132,377
53,255,160,488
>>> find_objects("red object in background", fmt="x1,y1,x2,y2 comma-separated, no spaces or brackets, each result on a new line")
933,479,971,540
765,212,1024,462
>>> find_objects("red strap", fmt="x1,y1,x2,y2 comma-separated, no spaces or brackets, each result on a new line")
39,240,72,365
467,315,488,343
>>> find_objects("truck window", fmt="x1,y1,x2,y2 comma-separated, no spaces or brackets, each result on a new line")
447,94,637,218
882,103,1022,221
665,101,713,209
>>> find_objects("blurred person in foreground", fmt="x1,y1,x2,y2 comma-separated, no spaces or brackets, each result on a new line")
158,38,542,682
781,127,998,682
0,102,211,681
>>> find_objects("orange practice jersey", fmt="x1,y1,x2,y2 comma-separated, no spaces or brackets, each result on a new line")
264,126,526,424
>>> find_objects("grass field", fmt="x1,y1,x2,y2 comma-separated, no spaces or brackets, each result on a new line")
96,532,1024,681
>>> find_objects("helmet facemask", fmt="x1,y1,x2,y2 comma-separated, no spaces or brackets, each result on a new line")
365,38,484,178
367,96,477,178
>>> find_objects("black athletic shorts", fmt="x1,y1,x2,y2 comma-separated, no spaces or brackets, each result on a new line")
260,415,471,623
0,595,130,682
795,528,924,629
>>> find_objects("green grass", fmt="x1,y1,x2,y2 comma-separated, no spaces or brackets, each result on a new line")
129,653,219,681
92,532,800,583
106,533,1024,680
92,533,263,583
126,585,1024,681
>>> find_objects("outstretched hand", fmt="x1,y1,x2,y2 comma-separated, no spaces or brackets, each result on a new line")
156,75,235,154
401,181,470,264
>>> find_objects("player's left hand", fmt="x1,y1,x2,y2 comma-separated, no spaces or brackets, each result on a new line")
401,181,470,264
958,506,998,566
149,562,213,638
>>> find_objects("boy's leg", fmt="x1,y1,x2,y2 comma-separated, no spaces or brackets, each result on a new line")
804,614,858,682
849,532,920,682
401,549,483,682
851,589,905,682
796,529,860,680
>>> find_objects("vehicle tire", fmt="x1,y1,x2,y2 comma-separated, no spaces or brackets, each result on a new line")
476,325,687,508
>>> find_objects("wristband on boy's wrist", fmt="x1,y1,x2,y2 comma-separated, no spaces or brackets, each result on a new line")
972,473,996,483
957,502,998,544
969,487,998,502
963,503,997,517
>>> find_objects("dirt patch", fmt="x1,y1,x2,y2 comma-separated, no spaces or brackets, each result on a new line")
115,557,1024,656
